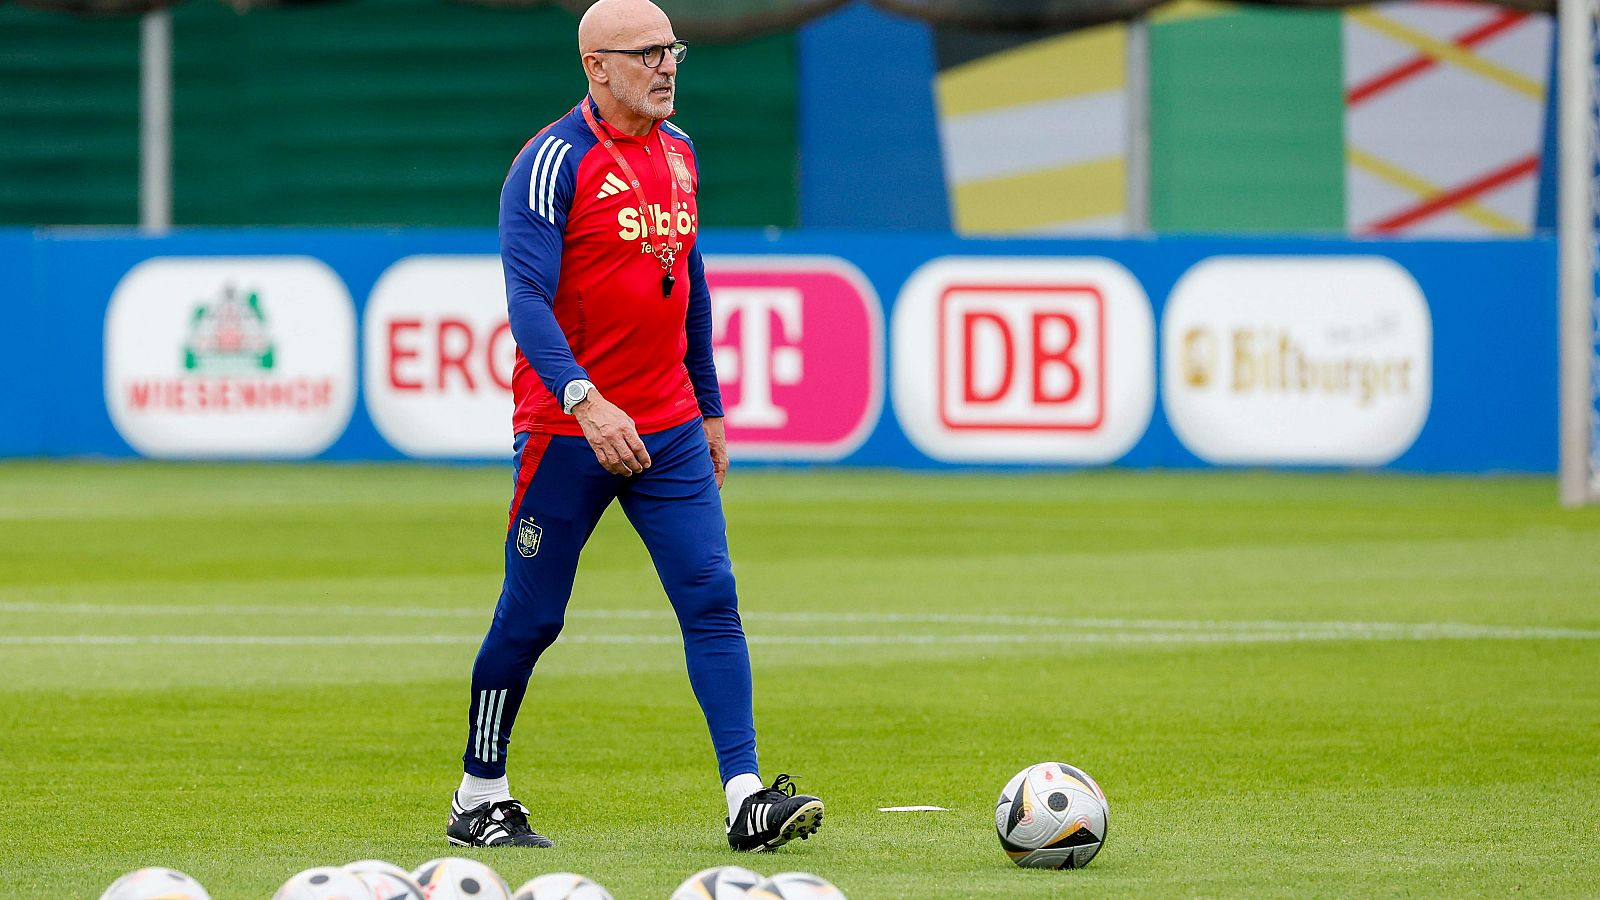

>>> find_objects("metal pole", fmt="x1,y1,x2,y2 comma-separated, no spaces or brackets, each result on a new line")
140,9,172,233
1125,19,1150,235
1559,0,1595,505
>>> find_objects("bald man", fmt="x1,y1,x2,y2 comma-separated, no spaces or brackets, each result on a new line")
445,0,825,853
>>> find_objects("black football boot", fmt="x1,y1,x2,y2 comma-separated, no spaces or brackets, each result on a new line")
727,774,824,852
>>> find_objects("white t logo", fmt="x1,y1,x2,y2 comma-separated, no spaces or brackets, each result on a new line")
712,287,804,428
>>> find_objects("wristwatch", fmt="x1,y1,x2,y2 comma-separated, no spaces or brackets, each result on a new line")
562,379,595,415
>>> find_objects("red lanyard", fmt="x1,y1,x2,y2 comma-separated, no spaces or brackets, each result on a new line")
580,99,680,284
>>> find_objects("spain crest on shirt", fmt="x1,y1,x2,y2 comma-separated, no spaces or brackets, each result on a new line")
667,151,695,194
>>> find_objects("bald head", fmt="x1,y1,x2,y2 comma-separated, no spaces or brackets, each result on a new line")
578,0,679,135
578,0,672,55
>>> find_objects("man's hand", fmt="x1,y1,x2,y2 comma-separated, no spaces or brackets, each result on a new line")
573,389,651,475
703,416,728,490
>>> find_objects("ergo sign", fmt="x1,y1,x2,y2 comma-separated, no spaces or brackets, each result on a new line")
364,256,515,457
892,257,1155,463
363,254,880,460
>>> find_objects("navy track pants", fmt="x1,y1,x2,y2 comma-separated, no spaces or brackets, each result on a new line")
462,416,757,784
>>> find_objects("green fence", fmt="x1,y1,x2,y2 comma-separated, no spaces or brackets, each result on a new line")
0,0,799,228
0,10,141,225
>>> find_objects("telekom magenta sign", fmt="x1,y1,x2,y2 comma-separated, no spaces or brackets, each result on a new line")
705,256,882,460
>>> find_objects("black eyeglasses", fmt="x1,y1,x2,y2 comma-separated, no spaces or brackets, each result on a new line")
593,41,688,69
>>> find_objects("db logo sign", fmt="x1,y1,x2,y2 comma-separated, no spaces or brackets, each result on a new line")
892,258,1154,463
364,256,515,457
940,286,1104,432
706,256,882,460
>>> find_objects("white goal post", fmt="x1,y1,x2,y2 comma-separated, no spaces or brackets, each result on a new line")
1559,0,1600,506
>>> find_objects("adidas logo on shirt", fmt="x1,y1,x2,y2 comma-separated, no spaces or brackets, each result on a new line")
596,172,630,200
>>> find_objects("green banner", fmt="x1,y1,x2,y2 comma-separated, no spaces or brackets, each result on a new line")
1149,4,1345,232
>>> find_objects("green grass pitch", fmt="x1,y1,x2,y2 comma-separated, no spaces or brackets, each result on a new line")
1,463,1597,898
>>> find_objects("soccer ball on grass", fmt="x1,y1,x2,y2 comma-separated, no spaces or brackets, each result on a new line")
99,867,211,900
747,872,846,899
272,866,372,900
344,859,425,900
511,872,613,900
670,865,762,900
411,857,512,900
994,761,1108,869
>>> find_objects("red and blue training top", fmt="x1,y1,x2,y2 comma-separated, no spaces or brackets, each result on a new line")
500,95,721,438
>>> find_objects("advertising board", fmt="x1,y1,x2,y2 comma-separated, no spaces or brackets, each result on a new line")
362,254,881,459
9,228,1554,472
707,256,882,460
1162,257,1432,465
364,255,515,457
891,257,1155,463
104,256,357,458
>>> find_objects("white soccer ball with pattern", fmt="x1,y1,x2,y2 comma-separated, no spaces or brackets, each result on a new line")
746,872,847,900
510,872,613,900
272,866,372,900
99,867,212,900
344,860,425,900
670,865,763,900
994,761,1109,869
411,857,512,900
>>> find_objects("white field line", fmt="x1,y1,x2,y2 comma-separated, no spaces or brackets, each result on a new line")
2,626,1598,647
0,601,1595,641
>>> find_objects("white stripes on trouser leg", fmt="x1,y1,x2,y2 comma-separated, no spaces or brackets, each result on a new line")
474,689,508,763
488,690,506,763
474,690,488,761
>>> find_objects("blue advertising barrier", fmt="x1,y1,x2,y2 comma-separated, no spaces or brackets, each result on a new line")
0,230,38,457
0,227,1559,472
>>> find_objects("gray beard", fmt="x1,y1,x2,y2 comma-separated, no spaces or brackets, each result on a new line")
614,80,674,121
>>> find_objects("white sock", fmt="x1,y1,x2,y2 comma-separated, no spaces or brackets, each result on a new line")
457,773,512,809
725,772,764,823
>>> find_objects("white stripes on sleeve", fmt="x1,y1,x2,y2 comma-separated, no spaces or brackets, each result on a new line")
526,136,573,225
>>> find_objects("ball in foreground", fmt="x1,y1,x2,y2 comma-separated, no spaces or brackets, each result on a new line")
670,865,763,900
412,857,512,900
344,860,425,900
511,872,613,900
747,872,847,899
994,761,1109,869
272,866,372,900
99,867,212,900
